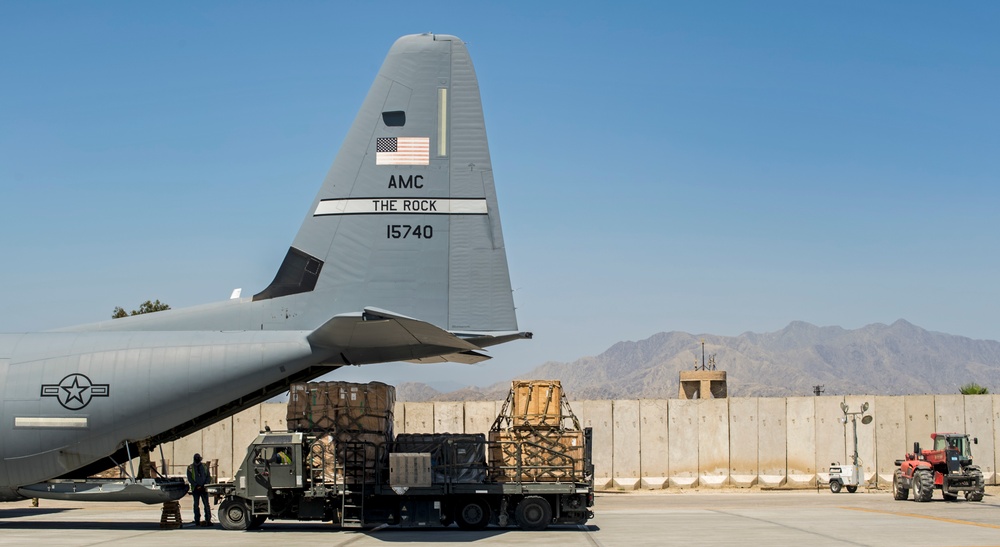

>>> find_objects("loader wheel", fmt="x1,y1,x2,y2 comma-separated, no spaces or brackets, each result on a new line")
913,469,934,502
829,480,842,494
966,468,984,502
219,498,250,531
515,496,552,531
846,485,857,493
455,498,491,530
892,469,909,500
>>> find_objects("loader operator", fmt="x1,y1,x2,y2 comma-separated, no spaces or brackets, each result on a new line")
271,447,293,465
187,453,212,526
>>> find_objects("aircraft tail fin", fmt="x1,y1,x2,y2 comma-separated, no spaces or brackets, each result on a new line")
255,33,518,334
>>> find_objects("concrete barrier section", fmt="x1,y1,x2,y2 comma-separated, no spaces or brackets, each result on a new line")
403,402,434,434
728,398,758,487
994,395,1000,486
757,397,786,487
171,431,203,478
904,395,935,451
433,402,464,434
963,395,995,485
874,395,905,486
577,400,614,489
202,420,233,480
464,401,499,436
934,394,965,434
612,400,641,489
844,395,877,485
393,401,405,435
814,396,845,485
785,397,816,487
260,402,286,432
698,398,729,488
639,399,669,489
667,399,698,488
231,405,261,476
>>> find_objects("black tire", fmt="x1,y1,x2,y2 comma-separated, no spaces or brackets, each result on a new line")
515,496,552,531
829,480,842,494
219,498,250,531
249,515,267,529
892,469,909,500
846,485,857,494
455,498,491,530
966,468,984,502
913,468,934,502
942,492,958,501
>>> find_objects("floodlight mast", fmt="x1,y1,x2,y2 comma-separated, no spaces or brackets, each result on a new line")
842,403,872,471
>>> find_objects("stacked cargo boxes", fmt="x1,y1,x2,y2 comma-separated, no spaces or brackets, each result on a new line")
489,380,586,483
286,381,395,482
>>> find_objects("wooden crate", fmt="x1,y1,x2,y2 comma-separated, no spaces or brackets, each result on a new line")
511,380,563,429
488,429,584,482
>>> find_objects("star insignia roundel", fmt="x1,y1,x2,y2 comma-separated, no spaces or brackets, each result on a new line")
41,373,110,410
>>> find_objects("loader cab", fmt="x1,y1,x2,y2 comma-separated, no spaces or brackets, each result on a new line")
932,434,972,460
245,433,304,491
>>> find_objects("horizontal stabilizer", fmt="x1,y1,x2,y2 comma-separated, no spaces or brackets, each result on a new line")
308,307,482,364
406,349,492,365
455,331,534,349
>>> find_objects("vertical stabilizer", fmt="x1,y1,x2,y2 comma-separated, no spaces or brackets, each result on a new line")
256,34,517,333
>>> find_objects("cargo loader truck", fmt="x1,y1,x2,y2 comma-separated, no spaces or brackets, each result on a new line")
209,428,595,531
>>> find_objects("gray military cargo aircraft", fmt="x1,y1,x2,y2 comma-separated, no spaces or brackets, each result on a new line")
0,33,528,503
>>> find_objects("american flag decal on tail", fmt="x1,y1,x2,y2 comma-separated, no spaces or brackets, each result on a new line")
376,137,430,165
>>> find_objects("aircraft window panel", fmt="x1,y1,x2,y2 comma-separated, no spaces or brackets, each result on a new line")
254,447,272,464
382,111,405,126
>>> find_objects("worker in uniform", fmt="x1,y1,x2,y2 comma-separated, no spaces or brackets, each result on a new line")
271,447,293,465
187,453,212,526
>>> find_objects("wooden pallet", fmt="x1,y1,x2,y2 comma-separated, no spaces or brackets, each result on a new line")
160,500,183,529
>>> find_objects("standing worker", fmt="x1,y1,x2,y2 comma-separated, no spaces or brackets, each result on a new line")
187,453,212,526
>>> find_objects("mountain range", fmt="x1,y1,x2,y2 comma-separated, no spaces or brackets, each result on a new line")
395,320,1000,401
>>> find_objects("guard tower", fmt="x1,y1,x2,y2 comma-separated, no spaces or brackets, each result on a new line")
678,340,727,399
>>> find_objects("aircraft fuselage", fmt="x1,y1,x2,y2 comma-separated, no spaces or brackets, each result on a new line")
0,329,320,500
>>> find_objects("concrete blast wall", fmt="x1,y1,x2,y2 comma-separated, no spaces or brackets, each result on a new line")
729,398,758,488
160,396,1000,488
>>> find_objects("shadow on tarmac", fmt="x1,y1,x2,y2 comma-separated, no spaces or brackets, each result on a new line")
242,523,600,541
0,508,74,518
0,520,163,531
0,515,600,537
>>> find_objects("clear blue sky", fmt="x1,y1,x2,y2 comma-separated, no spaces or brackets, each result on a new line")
2,2,998,389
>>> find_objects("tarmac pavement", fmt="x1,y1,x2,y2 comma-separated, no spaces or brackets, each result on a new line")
1,486,998,546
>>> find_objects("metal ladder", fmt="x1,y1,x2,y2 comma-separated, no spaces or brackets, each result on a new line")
306,438,332,497
338,442,367,528
307,440,327,492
